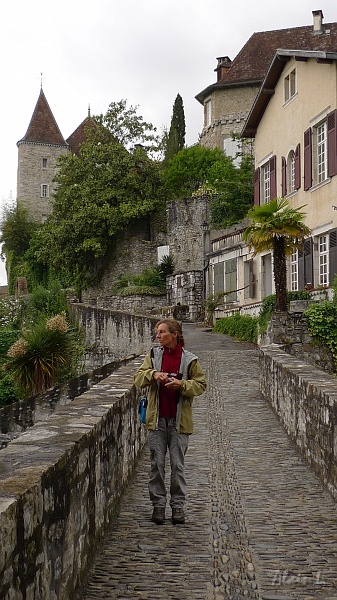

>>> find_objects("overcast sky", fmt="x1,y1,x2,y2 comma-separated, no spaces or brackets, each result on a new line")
0,0,335,284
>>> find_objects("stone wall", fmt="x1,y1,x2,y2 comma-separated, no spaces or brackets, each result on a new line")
166,271,203,322
81,213,167,302
69,304,158,369
260,311,335,374
260,344,337,500
0,356,147,600
0,356,136,439
166,196,209,274
96,294,167,315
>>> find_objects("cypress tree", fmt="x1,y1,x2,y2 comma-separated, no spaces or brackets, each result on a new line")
165,94,186,164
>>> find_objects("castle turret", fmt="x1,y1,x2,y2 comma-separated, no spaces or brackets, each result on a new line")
17,88,70,222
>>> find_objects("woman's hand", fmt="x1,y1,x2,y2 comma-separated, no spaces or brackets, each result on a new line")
165,377,183,391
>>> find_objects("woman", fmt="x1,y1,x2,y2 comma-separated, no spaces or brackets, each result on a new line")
134,318,206,525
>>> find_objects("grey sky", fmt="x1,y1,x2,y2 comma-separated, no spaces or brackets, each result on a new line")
0,0,335,284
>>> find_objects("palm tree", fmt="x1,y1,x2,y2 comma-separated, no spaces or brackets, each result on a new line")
243,197,311,312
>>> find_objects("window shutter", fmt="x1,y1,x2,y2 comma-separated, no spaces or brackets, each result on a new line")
304,128,312,191
281,156,287,196
304,238,313,286
254,167,260,205
295,143,301,189
327,110,337,178
269,155,277,199
298,249,304,290
329,229,337,285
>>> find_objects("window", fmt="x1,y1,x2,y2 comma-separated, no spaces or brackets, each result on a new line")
284,69,296,103
225,258,237,302
261,162,270,204
244,259,255,299
304,109,337,190
290,249,298,291
205,99,211,127
223,137,241,168
319,234,329,286
316,121,328,183
254,155,276,205
41,184,49,198
213,262,224,295
42,158,47,168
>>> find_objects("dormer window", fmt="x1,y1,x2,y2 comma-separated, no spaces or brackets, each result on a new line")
284,69,296,103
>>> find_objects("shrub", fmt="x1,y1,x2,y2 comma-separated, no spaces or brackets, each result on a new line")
305,301,337,368
4,313,81,397
213,313,258,343
29,281,68,319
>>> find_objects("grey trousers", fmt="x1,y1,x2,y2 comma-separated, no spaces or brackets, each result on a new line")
148,417,189,508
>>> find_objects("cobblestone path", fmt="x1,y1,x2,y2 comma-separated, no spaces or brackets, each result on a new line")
79,325,337,600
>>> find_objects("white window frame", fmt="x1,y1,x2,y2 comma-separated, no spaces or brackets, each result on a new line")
319,234,329,286
284,68,296,103
290,249,298,291
261,161,270,205
315,121,328,184
41,184,49,198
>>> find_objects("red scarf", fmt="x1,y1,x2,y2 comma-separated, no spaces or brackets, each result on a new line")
159,344,182,418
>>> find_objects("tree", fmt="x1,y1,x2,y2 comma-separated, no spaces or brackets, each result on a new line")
163,145,253,226
34,102,167,291
164,94,186,164
243,197,311,312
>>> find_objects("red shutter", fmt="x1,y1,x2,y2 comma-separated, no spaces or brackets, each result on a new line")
254,167,260,205
295,143,301,189
281,156,287,197
304,128,312,191
328,109,337,178
269,155,277,199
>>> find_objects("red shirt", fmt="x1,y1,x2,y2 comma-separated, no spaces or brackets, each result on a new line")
159,344,182,418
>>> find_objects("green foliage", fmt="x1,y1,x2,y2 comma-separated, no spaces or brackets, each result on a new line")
4,314,81,397
164,94,186,164
0,202,37,256
163,145,228,198
164,145,253,227
156,255,174,280
305,301,337,368
204,292,225,326
209,154,254,227
0,297,28,330
29,282,68,319
0,373,19,407
113,256,174,296
213,313,258,343
34,103,166,291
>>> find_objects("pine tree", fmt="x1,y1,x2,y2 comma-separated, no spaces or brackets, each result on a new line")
164,94,186,164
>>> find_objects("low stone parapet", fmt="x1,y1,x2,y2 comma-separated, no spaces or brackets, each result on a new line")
0,356,147,600
260,344,337,500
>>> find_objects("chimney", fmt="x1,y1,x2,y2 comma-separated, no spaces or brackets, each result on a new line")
312,9,324,34
215,56,232,82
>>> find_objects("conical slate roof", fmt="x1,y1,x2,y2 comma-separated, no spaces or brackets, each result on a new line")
17,88,68,146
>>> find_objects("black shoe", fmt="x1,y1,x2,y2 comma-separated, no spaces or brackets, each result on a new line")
152,506,165,524
172,507,185,524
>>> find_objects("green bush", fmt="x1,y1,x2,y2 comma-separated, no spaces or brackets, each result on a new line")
213,313,258,343
29,281,68,319
305,301,337,368
4,313,81,397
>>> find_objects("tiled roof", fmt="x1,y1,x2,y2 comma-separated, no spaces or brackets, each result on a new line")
66,117,96,156
196,21,337,103
17,88,68,146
